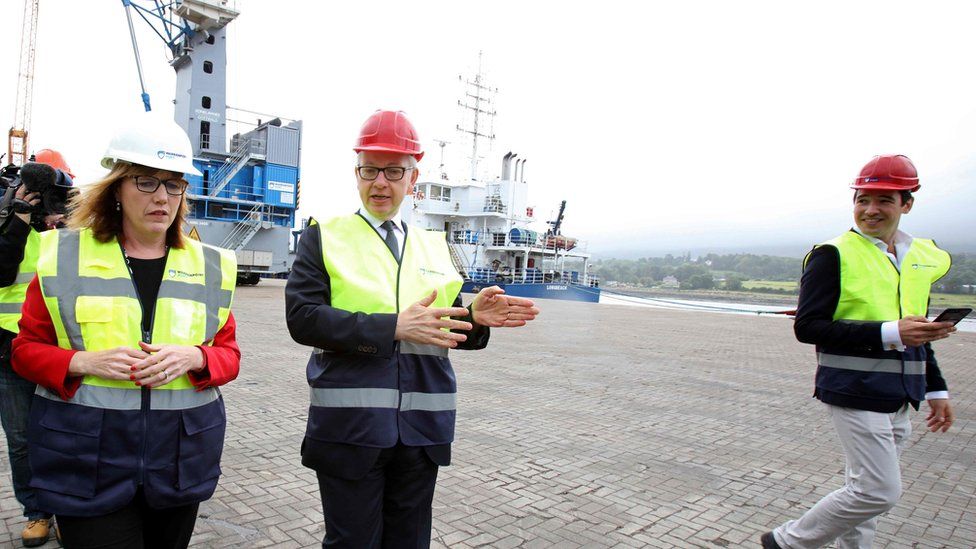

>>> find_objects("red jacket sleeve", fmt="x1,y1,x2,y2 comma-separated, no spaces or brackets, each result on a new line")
188,312,241,389
11,276,82,400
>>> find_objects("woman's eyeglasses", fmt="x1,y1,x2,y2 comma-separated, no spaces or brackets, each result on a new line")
132,176,188,196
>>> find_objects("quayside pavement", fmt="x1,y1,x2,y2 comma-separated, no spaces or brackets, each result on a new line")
2,279,974,548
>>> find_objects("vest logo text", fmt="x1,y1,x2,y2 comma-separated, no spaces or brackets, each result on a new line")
168,269,204,279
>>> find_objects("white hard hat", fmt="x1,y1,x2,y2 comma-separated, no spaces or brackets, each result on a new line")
101,113,202,176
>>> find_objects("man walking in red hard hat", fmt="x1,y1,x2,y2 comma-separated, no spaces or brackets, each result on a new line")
761,155,959,549
285,110,539,548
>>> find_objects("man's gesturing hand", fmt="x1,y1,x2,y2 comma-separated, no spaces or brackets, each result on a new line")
898,315,956,347
395,290,473,348
471,286,540,328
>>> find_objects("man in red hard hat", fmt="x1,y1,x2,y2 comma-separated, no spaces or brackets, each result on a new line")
762,155,959,549
285,110,539,548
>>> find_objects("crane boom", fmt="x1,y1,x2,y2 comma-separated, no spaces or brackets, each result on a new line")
9,0,40,166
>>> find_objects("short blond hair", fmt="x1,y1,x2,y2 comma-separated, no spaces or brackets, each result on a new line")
68,163,189,248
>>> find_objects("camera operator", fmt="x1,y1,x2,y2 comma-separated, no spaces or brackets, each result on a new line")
0,149,73,547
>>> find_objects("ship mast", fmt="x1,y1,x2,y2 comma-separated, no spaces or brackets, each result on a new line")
456,52,496,181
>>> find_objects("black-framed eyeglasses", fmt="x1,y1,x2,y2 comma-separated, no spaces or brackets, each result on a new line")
131,176,188,196
356,166,413,182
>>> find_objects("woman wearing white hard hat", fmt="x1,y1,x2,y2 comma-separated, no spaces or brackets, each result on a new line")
12,114,240,548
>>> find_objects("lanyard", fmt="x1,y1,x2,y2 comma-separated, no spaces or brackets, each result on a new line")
117,239,168,343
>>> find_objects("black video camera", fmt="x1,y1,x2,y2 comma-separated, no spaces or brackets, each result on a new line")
0,160,74,232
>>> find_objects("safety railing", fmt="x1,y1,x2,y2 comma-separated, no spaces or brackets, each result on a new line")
466,267,599,287
219,204,267,250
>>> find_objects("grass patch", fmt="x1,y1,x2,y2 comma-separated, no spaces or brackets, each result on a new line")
929,293,976,309
742,280,798,291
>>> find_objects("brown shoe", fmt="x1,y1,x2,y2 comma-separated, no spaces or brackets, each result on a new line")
21,518,50,548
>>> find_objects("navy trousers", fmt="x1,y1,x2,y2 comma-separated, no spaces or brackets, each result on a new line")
0,337,50,521
315,443,439,549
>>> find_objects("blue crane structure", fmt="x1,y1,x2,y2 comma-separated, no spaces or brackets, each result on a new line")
121,0,302,284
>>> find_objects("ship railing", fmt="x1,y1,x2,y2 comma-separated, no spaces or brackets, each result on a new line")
219,203,269,251
466,267,600,287
446,231,591,255
416,200,464,215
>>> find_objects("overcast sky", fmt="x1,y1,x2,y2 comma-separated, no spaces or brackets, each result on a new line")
2,0,974,257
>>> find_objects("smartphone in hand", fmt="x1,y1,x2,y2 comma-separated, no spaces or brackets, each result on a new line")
933,307,973,325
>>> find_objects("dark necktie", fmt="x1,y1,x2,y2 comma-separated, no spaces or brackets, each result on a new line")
381,220,400,262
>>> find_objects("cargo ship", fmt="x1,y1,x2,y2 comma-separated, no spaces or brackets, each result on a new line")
403,58,599,303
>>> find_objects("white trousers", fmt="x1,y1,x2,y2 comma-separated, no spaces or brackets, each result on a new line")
773,404,911,549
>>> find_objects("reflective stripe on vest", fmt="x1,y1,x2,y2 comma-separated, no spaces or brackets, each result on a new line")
35,384,220,410
399,341,449,357
817,352,926,375
312,343,449,358
35,228,236,406
308,387,458,412
0,228,40,333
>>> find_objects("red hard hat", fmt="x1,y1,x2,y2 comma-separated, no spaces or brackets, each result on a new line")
353,110,424,161
851,154,920,192
34,148,75,178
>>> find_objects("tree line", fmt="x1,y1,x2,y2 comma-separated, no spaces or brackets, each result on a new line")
592,252,976,294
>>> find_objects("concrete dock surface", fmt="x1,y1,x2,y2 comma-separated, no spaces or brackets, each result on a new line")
2,279,974,548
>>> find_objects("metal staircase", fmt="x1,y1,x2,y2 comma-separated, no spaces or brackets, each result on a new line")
447,240,469,278
220,204,267,251
209,139,251,197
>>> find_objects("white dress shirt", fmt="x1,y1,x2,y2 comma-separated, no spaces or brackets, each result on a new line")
359,209,404,257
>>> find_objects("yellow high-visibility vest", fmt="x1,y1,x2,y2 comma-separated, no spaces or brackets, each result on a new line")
0,228,40,333
33,228,236,409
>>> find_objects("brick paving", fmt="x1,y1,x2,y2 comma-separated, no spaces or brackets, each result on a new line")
2,279,974,548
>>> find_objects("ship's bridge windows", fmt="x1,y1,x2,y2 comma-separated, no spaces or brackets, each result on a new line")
429,184,451,202
203,61,214,74
205,34,216,45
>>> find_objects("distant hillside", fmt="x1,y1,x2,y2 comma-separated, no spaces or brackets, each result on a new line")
592,252,976,296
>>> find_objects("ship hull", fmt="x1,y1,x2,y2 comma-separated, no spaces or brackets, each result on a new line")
462,281,600,303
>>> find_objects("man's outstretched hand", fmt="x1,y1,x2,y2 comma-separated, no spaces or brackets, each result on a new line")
471,286,540,328
395,290,473,349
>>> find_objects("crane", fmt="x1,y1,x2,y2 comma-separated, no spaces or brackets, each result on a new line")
120,0,238,113
8,0,39,166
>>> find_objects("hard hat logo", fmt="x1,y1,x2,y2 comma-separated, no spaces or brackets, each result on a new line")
157,150,187,160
